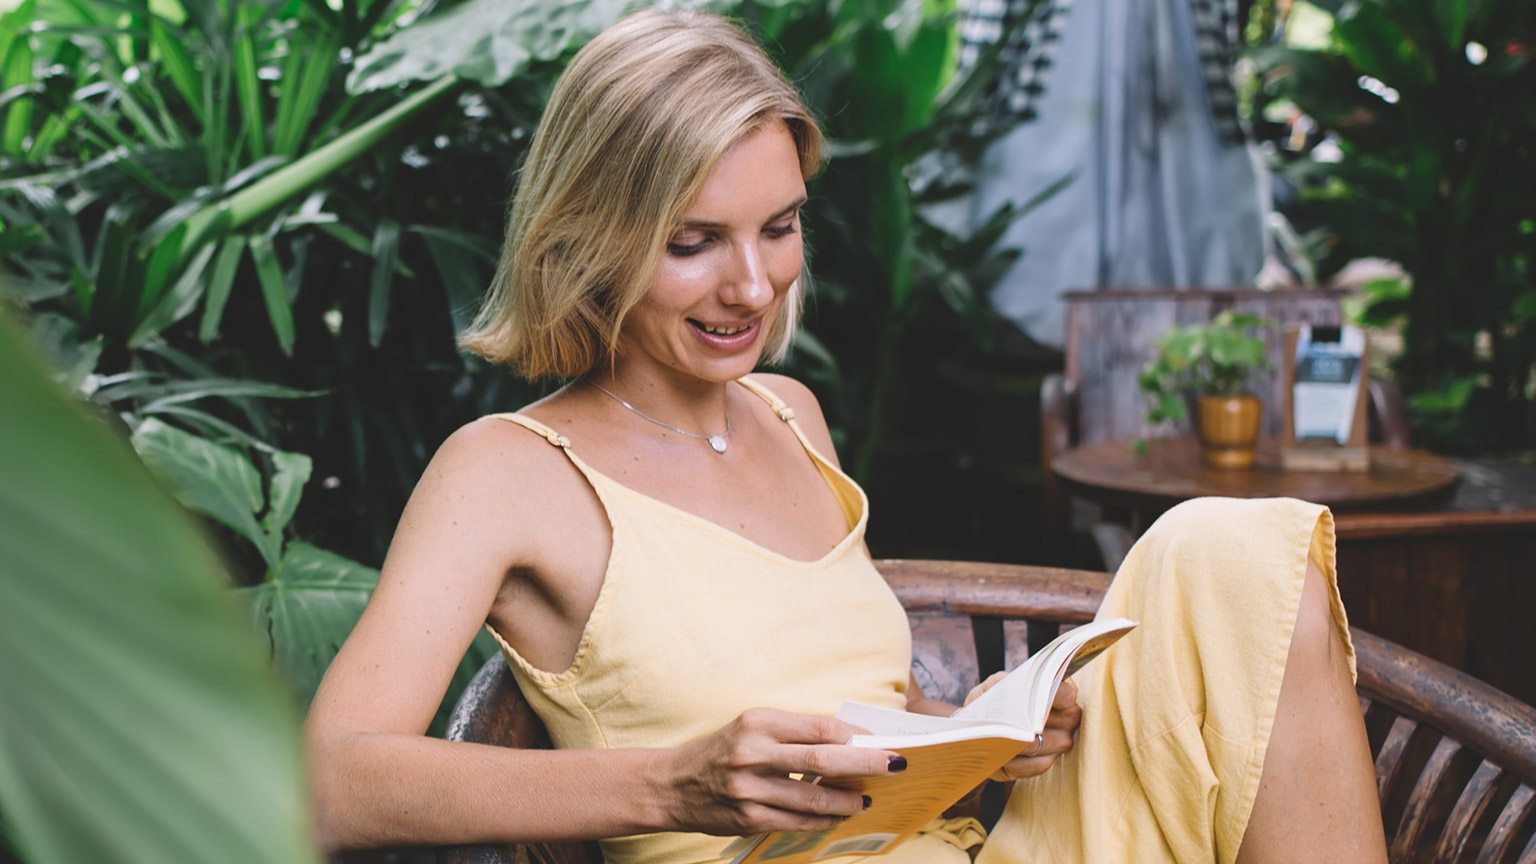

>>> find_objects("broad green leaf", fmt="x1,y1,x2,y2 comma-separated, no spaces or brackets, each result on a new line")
233,542,379,709
0,319,318,864
249,234,295,356
130,417,281,569
263,450,312,536
368,218,400,348
347,0,630,92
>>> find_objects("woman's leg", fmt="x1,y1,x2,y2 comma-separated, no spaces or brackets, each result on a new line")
977,497,1387,864
1234,558,1386,864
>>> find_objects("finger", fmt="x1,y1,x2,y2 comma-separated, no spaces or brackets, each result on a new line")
992,753,1056,782
776,742,904,781
731,801,851,835
963,670,1009,708
991,729,1077,781
1052,677,1079,710
1043,702,1083,731
739,708,864,746
739,772,871,819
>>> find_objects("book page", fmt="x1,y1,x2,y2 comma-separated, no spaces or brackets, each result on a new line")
954,618,1136,731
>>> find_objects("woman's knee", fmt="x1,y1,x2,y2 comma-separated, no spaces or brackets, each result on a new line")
1288,558,1347,676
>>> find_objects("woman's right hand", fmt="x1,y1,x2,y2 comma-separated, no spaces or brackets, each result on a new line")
654,708,900,835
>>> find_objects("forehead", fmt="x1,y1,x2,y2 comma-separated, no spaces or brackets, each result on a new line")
684,121,806,221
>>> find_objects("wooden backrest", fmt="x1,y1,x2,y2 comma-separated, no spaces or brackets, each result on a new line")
1062,287,1349,444
436,561,1536,864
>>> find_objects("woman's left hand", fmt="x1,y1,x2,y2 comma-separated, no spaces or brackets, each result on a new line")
962,674,1082,781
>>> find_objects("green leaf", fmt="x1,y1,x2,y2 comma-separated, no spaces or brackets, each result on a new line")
129,418,282,570
199,235,246,342
232,542,379,709
249,234,295,356
178,78,458,246
263,450,312,536
130,235,216,344
0,318,318,864
368,218,400,348
347,0,631,92
232,5,266,160
411,225,496,335
1332,1,1434,87
272,31,336,155
149,16,204,124
1,29,34,158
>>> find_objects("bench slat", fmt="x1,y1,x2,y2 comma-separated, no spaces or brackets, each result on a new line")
1433,760,1503,864
1475,784,1535,864
1377,716,1420,804
1392,737,1463,864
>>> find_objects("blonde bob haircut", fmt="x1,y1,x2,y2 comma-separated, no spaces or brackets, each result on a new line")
459,9,824,379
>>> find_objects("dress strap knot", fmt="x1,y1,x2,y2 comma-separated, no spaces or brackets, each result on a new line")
490,413,570,448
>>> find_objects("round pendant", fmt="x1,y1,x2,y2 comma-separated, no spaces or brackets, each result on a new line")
708,435,728,454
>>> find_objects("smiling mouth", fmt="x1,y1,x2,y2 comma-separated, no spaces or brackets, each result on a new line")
689,319,756,337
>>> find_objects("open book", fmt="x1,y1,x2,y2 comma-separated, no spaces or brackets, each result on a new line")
723,617,1137,864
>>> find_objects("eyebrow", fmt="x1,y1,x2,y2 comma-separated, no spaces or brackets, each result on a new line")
681,196,808,230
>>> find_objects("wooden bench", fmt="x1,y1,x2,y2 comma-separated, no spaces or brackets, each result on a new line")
431,560,1536,864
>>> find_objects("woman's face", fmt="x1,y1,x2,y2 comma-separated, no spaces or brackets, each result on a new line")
618,121,806,385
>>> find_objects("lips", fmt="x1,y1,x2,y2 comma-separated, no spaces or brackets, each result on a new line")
687,317,760,348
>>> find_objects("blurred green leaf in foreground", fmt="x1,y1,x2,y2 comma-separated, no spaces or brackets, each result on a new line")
0,315,319,864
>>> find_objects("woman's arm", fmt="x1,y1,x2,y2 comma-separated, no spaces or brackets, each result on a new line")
304,418,892,850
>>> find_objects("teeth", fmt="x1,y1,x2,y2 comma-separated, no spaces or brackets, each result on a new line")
701,323,748,336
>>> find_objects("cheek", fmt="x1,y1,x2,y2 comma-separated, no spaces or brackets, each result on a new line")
770,237,805,290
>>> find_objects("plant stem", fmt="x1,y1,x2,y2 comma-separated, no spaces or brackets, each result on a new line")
177,76,461,259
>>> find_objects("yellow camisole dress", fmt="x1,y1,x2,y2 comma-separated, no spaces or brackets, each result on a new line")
486,378,1353,864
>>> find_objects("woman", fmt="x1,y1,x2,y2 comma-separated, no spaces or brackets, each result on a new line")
305,10,1387,864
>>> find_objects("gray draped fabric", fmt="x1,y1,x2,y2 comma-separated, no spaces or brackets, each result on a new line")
970,0,1266,348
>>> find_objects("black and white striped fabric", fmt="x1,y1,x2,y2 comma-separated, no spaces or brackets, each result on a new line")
957,0,1072,130
1188,0,1245,144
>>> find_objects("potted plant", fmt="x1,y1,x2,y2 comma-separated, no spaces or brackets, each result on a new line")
1138,311,1274,468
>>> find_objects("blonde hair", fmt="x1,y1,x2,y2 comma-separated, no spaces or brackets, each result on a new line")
459,9,824,378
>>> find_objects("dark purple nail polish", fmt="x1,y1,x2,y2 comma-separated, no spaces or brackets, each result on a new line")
887,755,908,773
862,794,872,809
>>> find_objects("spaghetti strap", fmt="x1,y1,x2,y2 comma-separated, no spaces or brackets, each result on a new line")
488,412,572,449
735,376,797,422
735,376,834,466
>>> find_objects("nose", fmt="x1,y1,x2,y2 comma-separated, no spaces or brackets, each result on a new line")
720,239,774,310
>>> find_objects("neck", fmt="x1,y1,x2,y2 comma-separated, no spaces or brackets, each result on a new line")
585,362,734,435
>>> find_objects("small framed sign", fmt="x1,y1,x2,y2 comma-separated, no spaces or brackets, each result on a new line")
1282,324,1371,472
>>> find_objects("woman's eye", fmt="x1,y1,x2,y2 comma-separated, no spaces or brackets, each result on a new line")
667,236,710,256
764,221,798,239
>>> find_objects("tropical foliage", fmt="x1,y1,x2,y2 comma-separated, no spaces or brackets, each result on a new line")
0,315,319,864
2,3,1044,847
1253,0,1536,452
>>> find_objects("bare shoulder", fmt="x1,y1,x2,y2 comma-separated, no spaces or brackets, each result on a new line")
744,373,843,468
399,414,596,567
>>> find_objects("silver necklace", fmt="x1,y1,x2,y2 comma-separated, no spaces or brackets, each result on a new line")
589,382,731,454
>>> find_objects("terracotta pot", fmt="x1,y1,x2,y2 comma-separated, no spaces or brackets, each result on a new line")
1195,394,1262,469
